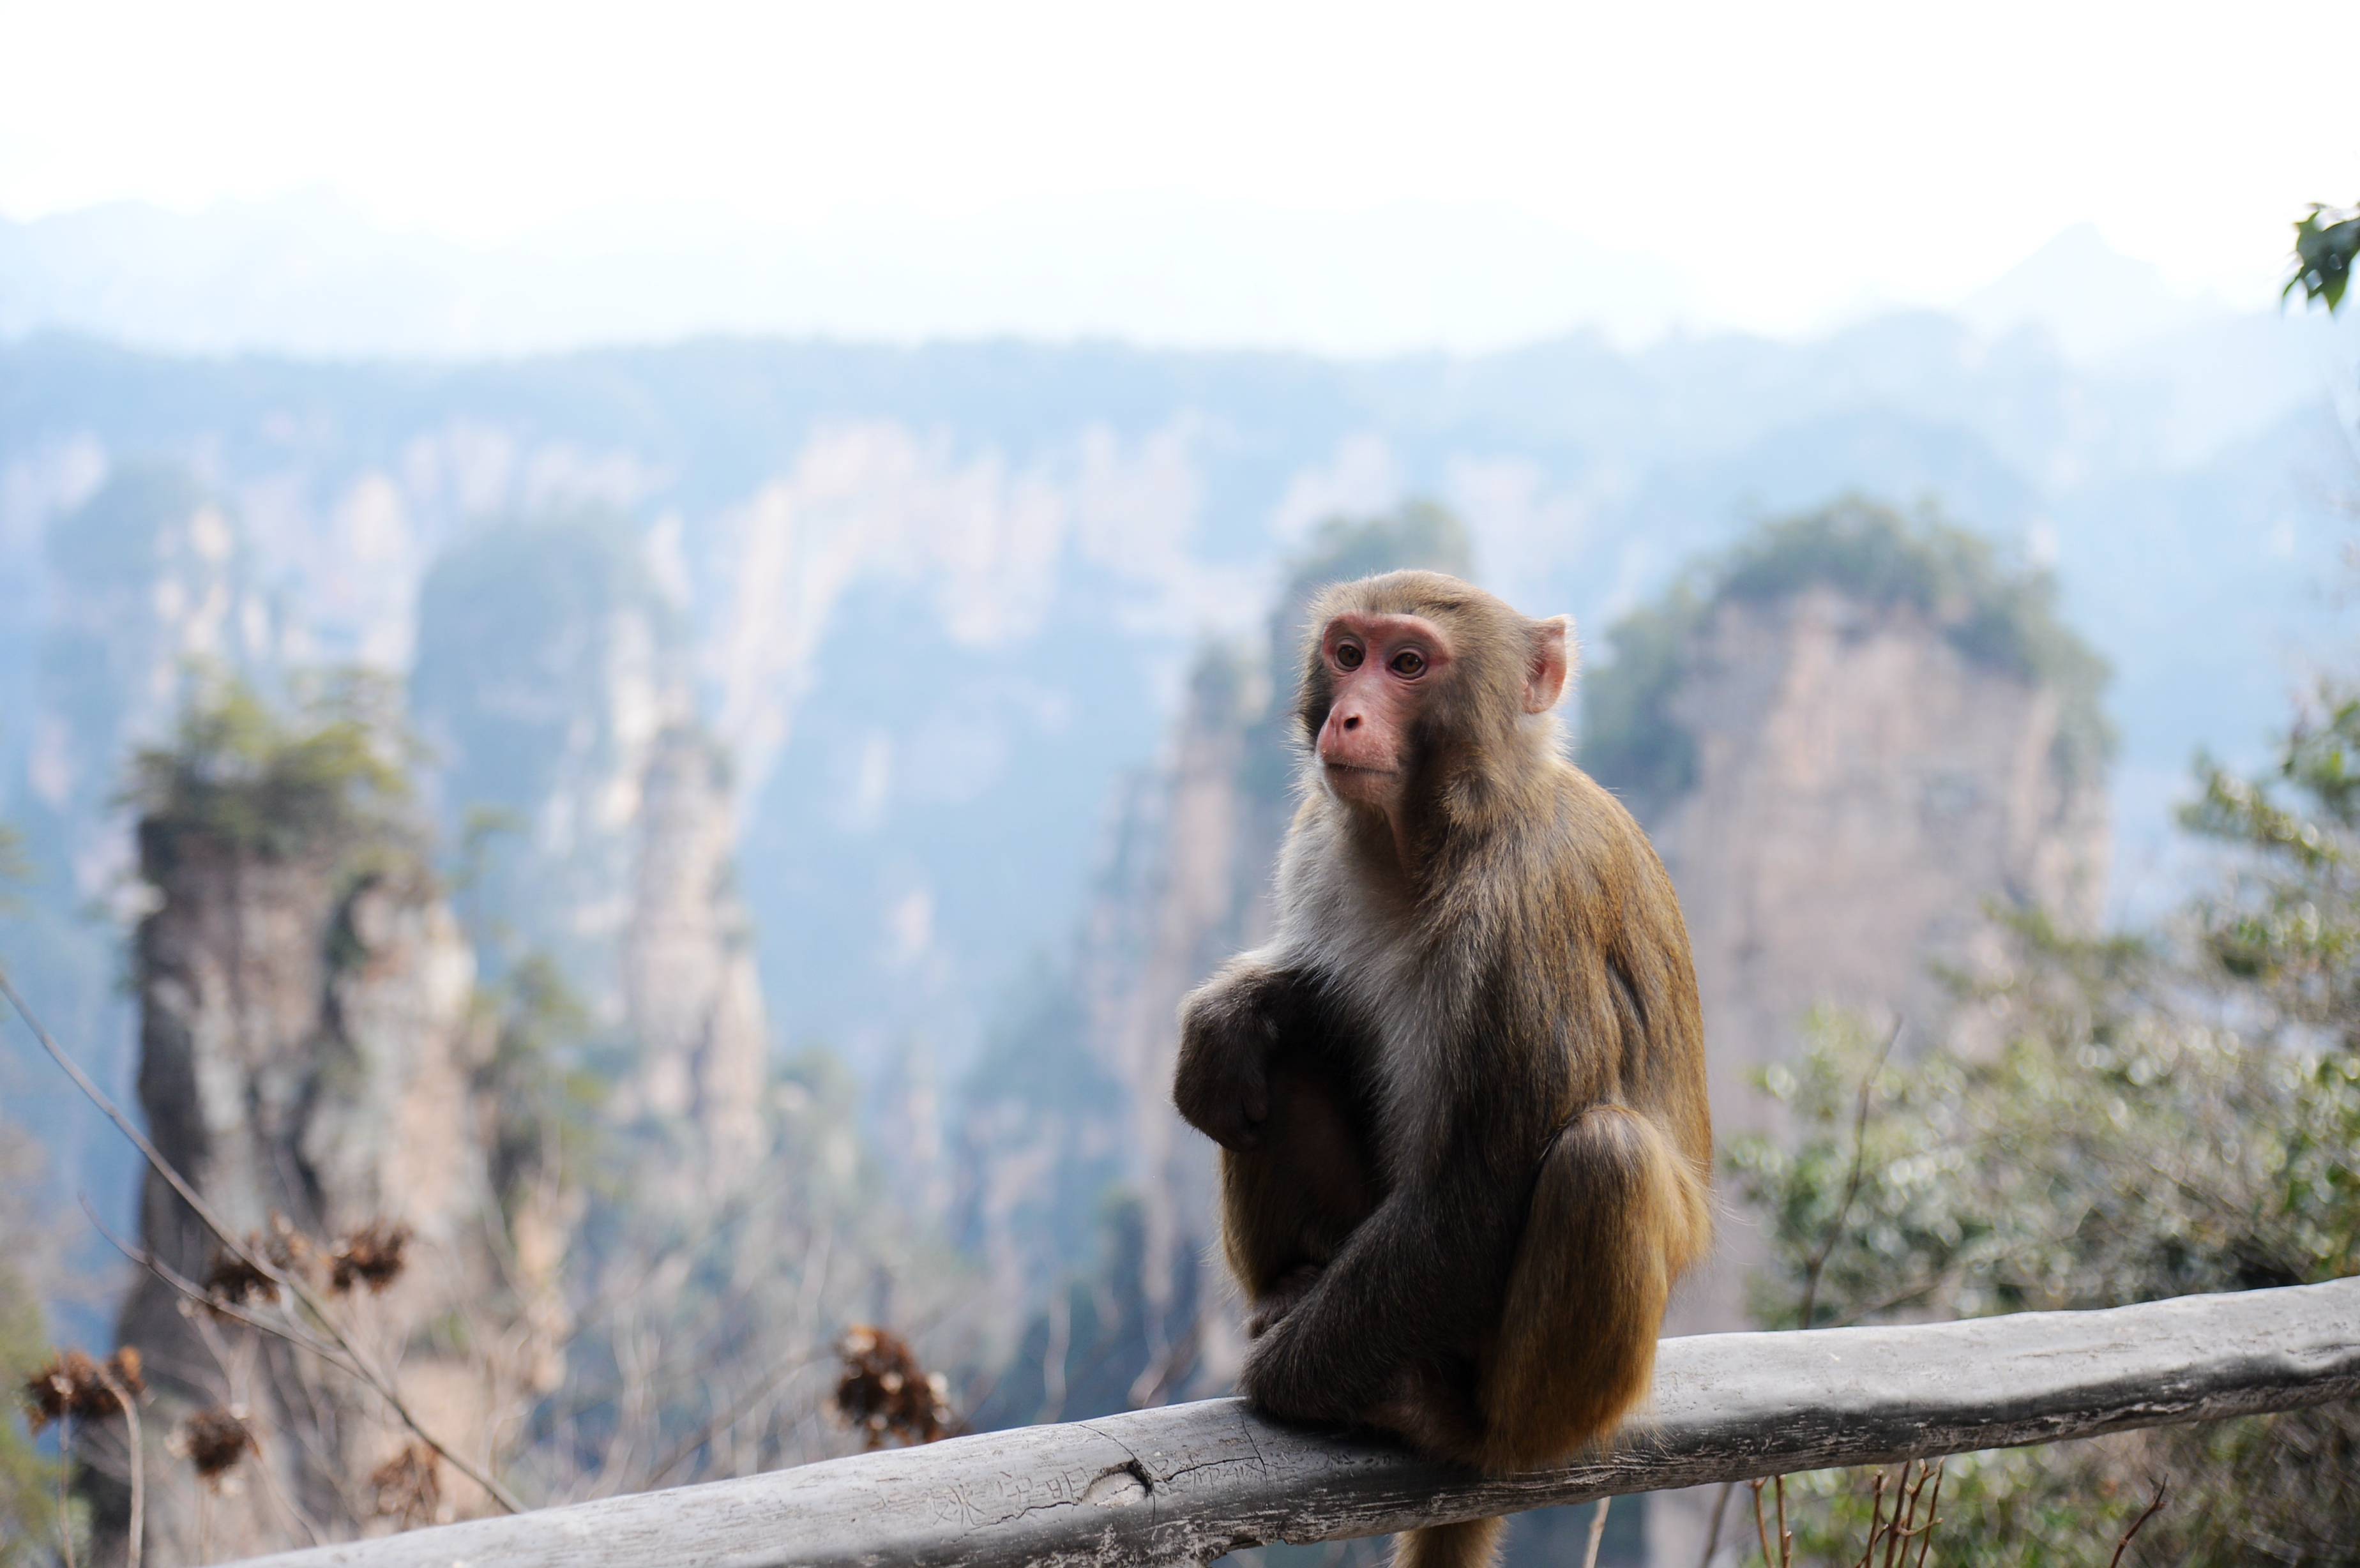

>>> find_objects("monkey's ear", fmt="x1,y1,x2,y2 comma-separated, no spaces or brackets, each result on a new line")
1523,616,1573,712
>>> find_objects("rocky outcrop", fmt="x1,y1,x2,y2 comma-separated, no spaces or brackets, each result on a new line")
109,779,561,1563
615,725,771,1198
409,515,695,1021
1647,584,2111,1141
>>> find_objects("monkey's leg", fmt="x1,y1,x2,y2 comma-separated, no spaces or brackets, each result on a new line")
1218,1059,1377,1314
1472,1103,1712,1468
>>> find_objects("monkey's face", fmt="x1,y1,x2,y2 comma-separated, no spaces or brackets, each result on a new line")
1314,612,1455,810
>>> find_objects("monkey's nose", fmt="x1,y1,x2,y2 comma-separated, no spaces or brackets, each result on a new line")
1342,716,1360,730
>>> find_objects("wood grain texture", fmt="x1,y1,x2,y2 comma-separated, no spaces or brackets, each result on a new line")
226,1278,2360,1568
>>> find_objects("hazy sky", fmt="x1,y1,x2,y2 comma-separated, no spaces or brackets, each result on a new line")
3,0,2353,335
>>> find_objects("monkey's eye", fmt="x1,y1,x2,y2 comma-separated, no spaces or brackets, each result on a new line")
1389,649,1426,677
1335,643,1365,670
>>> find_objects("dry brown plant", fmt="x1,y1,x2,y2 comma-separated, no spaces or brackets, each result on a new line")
369,1444,442,1530
178,1408,256,1483
328,1223,412,1295
832,1325,955,1449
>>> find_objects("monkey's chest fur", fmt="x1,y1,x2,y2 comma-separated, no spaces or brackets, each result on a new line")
1276,856,1504,1205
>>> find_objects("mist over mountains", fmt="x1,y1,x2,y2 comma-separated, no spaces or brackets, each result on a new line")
0,190,1711,358
0,191,2301,360
3,205,2357,1300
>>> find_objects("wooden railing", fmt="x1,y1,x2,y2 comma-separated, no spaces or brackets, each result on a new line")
229,1277,2360,1568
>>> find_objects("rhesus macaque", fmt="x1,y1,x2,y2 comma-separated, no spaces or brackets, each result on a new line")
1174,571,1712,1568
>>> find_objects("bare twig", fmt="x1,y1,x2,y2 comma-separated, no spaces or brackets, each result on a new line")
181,1304,329,1548
93,1362,144,1568
1854,1468,1887,1568
57,1410,77,1568
3,965,524,1513
1884,1462,1920,1568
1696,1480,1734,1568
1751,1478,1772,1568
82,1198,365,1379
2108,1477,2167,1568
641,1348,832,1488
1799,1020,1903,1330
1581,1494,1612,1568
1913,1462,1944,1568
1776,1473,1791,1567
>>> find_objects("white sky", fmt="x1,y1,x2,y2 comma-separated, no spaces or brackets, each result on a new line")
1,0,2354,333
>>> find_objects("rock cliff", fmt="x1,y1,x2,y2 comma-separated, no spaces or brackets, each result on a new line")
1586,504,2113,1155
614,724,771,1198
1649,587,2111,1124
411,517,780,1196
105,690,562,1565
410,513,696,1022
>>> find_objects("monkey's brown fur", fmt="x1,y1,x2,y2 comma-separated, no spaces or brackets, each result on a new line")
1174,571,1712,1568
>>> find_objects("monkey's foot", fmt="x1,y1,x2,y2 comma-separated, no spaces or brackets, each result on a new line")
1363,1361,1486,1468
1246,1264,1323,1339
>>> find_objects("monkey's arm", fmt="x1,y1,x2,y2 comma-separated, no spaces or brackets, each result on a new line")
1236,1109,1534,1425
1174,954,1303,1152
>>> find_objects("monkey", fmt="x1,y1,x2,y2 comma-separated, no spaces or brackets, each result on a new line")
1173,570,1713,1568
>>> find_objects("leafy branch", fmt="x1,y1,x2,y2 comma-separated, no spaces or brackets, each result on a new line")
2286,202,2359,316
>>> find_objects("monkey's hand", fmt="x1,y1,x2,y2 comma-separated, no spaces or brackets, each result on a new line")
1237,1302,1354,1424
1173,965,1282,1150
1247,1264,1322,1339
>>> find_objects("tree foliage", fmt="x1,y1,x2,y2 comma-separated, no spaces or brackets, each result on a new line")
2286,202,2360,316
1730,693,2360,1562
2185,684,2360,1030
128,669,416,873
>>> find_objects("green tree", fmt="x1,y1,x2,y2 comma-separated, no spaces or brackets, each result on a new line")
126,667,414,873
1728,692,2360,1561
2286,202,2359,315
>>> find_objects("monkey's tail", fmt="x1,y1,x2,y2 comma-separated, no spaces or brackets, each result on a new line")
1393,1516,1505,1568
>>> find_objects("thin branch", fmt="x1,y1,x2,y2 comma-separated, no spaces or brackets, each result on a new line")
1580,1495,1612,1568
1799,1020,1903,1330
1884,1461,1922,1568
641,1349,832,1489
82,1198,365,1380
92,1363,144,1568
183,1303,328,1548
1854,1468,1887,1568
1912,1463,1943,1568
57,1412,77,1568
1695,1481,1734,1568
4,965,524,1513
2108,1477,2167,1568
550,1186,771,1357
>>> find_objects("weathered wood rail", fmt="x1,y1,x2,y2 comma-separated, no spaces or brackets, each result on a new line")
233,1278,2360,1568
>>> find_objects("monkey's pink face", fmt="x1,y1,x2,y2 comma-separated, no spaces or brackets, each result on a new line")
1316,612,1454,806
